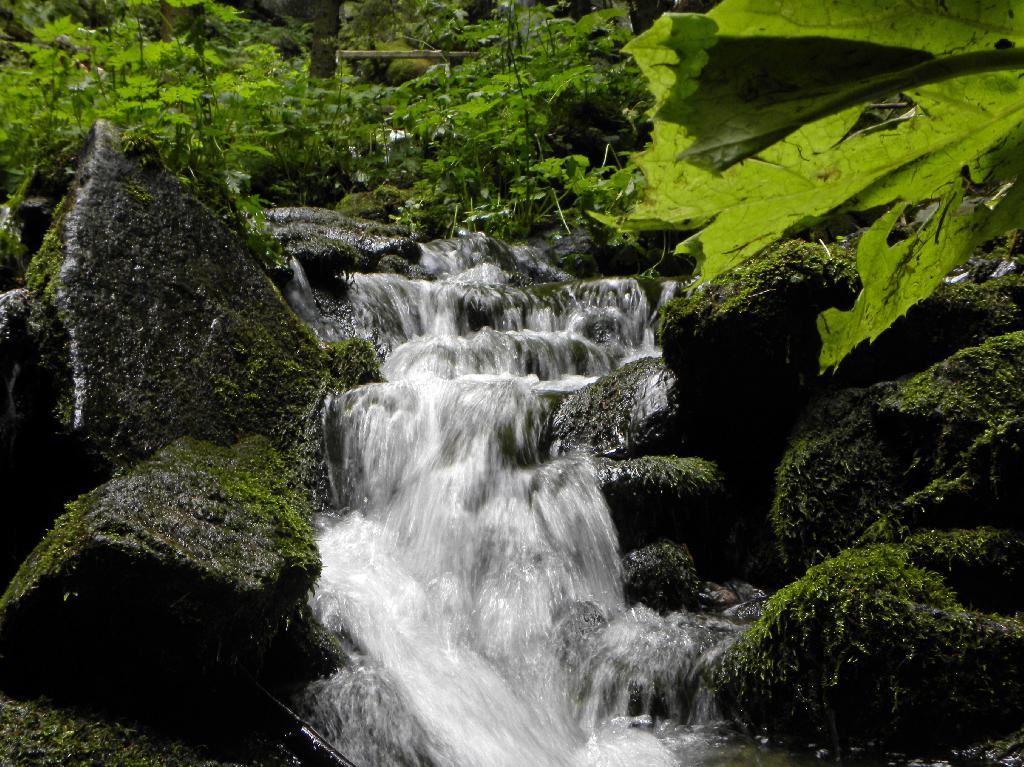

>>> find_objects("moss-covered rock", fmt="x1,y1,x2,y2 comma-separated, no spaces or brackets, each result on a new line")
596,455,726,572
903,527,1024,615
0,691,293,767
660,239,858,466
0,436,318,698
549,357,682,458
717,545,1024,748
265,206,419,279
333,185,407,222
622,541,699,613
902,416,1024,532
880,331,1024,478
23,121,379,469
773,331,1024,570
771,385,904,570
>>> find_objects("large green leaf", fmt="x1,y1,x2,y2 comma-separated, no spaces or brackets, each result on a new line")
819,180,1024,371
621,0,1024,369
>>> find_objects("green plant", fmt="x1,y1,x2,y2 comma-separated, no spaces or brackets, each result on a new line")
616,0,1024,368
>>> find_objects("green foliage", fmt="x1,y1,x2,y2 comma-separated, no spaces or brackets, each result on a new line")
619,0,1024,368
0,1,652,269
353,5,650,239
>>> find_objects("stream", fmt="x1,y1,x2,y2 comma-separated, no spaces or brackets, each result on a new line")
282,235,850,767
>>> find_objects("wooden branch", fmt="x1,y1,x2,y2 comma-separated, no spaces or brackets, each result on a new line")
337,50,474,60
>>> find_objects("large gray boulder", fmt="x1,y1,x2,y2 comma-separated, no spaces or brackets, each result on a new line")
24,121,378,468
0,436,319,697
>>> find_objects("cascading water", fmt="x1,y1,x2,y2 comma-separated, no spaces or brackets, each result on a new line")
289,235,748,767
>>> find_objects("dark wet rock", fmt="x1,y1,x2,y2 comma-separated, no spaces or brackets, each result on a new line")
622,541,699,613
773,331,1024,571
376,253,412,276
420,232,571,284
595,455,726,571
718,544,1024,749
1,289,102,585
550,357,682,458
902,528,1024,615
660,240,858,468
15,196,55,255
723,579,766,603
960,724,1024,767
722,598,767,622
0,436,319,700
945,253,1024,285
0,289,34,460
697,580,766,613
836,274,1024,387
265,206,419,279
528,227,600,278
261,603,346,690
698,581,742,611
23,121,379,469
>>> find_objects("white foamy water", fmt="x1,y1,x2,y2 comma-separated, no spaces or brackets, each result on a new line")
292,237,741,767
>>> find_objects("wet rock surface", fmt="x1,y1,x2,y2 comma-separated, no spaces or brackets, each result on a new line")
0,436,319,699
266,206,420,280
622,541,700,613
26,121,350,467
549,357,682,458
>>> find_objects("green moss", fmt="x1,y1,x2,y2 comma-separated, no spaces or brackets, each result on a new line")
0,692,291,766
22,197,77,429
598,455,728,575
717,544,1024,747
902,527,1024,614
550,356,679,457
121,129,165,170
24,198,67,306
124,178,154,206
659,240,857,358
773,332,1024,573
883,330,1024,471
324,337,382,390
333,184,406,221
658,239,858,472
771,386,904,571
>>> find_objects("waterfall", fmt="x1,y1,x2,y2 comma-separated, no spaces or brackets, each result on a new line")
291,237,741,767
